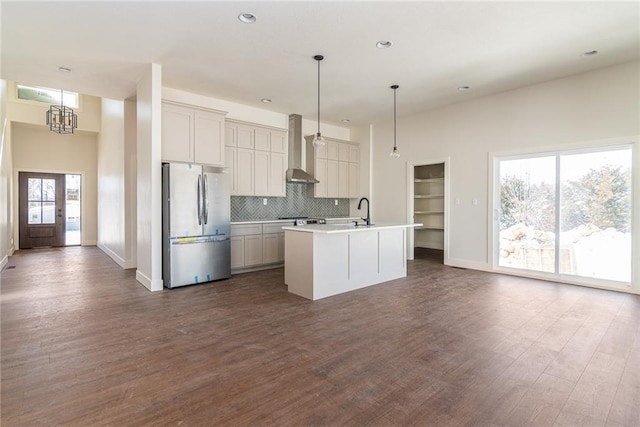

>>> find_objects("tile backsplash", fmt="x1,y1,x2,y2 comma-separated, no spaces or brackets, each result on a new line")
231,183,349,221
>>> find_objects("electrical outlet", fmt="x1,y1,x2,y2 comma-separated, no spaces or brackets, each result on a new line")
472,198,478,206
455,198,461,205
263,198,267,206
334,199,338,206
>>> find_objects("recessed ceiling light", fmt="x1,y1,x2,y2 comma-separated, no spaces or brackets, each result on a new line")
341,119,350,123
582,50,598,56
457,86,471,91
376,40,392,49
58,66,72,73
238,13,256,24
260,98,272,103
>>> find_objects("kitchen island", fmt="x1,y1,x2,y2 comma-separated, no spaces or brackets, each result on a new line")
283,223,421,300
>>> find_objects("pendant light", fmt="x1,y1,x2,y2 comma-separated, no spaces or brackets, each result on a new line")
312,55,326,148
46,89,77,134
389,84,400,158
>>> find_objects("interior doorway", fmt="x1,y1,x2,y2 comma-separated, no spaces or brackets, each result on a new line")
406,159,449,263
18,172,82,248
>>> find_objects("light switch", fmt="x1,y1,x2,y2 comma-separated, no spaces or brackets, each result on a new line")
334,199,338,206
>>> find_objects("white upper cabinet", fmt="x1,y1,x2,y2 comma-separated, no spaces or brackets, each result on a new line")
254,150,269,195
338,143,350,162
326,141,339,161
236,148,255,195
225,120,288,197
162,103,192,163
270,130,287,154
194,111,224,166
269,152,286,197
237,124,254,149
349,145,360,163
162,102,225,166
306,136,360,199
254,127,270,151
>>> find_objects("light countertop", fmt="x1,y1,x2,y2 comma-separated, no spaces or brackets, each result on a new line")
231,217,361,225
282,223,422,234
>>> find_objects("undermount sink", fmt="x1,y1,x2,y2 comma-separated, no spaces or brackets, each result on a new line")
331,222,370,228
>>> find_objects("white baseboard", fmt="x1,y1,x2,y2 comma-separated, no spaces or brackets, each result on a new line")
0,254,7,270
135,269,163,291
445,257,492,272
97,243,136,269
82,240,98,246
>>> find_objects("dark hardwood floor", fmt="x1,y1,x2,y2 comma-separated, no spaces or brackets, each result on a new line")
1,247,638,426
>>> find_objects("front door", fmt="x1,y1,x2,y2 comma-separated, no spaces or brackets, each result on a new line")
19,172,66,248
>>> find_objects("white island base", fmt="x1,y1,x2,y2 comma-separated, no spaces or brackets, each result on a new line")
283,224,419,300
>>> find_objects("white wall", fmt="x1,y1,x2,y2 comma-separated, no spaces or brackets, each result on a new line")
11,124,99,246
0,80,14,268
371,61,639,279
124,100,137,267
136,64,163,291
98,98,125,261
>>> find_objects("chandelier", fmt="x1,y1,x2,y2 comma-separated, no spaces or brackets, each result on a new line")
46,89,77,134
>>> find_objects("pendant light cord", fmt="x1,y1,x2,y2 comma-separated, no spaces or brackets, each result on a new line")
393,88,397,149
317,58,321,134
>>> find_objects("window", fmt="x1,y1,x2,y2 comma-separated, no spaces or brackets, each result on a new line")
27,178,56,224
496,145,632,285
17,84,79,109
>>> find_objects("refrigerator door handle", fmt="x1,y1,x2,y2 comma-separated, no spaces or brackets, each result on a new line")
203,174,209,224
197,174,202,225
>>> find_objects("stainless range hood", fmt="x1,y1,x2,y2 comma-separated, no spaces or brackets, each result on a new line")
286,114,319,184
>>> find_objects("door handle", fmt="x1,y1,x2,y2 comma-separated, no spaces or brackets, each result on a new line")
197,175,202,225
203,175,209,224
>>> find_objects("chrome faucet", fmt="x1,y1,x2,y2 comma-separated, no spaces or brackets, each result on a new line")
357,197,371,226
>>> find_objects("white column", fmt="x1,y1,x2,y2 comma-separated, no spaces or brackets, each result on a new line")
136,63,163,291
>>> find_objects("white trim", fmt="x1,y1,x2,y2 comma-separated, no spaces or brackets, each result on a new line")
445,257,491,272
135,269,163,291
0,254,7,270
446,258,637,295
98,243,135,269
488,135,638,294
405,157,450,263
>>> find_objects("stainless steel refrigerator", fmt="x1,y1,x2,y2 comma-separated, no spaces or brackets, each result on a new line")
162,163,230,288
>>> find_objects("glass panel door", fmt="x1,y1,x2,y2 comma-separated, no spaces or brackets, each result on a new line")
65,174,81,245
559,149,632,282
498,156,556,272
496,145,633,286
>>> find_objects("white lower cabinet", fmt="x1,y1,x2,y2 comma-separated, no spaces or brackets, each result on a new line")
244,235,263,266
230,236,245,269
231,222,286,272
263,233,284,264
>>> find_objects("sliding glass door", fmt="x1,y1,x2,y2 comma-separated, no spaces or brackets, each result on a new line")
496,145,632,285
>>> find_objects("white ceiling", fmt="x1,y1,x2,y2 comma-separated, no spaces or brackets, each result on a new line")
2,1,638,126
